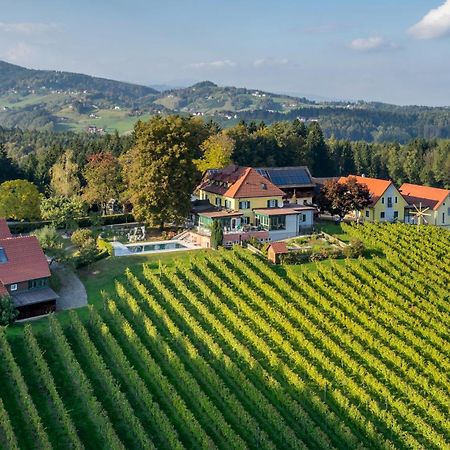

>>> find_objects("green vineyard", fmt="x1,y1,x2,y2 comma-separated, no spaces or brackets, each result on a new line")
0,223,449,449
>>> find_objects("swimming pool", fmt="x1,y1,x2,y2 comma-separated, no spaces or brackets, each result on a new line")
111,239,195,256
127,241,188,253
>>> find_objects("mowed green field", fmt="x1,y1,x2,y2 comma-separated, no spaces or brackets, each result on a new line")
0,223,449,449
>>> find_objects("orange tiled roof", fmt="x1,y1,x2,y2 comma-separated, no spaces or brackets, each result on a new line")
338,175,393,205
198,165,285,199
399,183,449,211
0,219,12,238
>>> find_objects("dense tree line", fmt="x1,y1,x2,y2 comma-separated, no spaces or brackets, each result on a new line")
0,118,449,197
231,105,450,143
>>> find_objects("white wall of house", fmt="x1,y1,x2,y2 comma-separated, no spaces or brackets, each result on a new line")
434,195,450,227
378,184,402,222
268,210,314,241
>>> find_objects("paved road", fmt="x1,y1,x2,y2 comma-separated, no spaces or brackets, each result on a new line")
51,261,88,311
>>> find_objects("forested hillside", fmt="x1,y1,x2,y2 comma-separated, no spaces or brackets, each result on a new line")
0,61,449,141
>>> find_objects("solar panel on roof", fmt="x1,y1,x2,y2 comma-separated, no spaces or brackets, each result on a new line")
267,168,311,186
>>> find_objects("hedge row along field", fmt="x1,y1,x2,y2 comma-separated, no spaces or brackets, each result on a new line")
0,223,449,449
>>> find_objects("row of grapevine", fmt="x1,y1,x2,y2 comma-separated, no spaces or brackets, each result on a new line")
237,247,450,407
101,295,217,449
87,305,184,450
123,269,282,450
112,279,249,450
23,324,84,450
207,251,431,449
47,314,125,450
157,264,340,450
68,311,155,450
179,258,371,449
227,248,449,447
0,328,52,450
0,396,19,450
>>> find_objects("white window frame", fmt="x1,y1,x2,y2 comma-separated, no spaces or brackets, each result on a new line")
268,199,278,208
10,283,18,292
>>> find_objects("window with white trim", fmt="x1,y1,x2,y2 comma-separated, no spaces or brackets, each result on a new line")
215,197,221,207
239,200,250,209
10,283,17,292
267,199,278,208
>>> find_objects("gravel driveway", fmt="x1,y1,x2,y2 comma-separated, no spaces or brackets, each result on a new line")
51,261,88,311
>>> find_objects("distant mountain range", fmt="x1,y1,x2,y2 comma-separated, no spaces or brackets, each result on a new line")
0,60,449,142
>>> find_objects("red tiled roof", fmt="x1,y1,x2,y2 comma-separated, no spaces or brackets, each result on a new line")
399,183,449,211
0,236,50,285
0,219,12,238
198,165,285,199
268,242,289,254
338,175,393,205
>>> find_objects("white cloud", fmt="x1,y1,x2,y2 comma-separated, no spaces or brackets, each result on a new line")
187,60,236,69
6,42,33,62
409,1,450,39
0,22,60,35
349,36,398,52
253,58,289,67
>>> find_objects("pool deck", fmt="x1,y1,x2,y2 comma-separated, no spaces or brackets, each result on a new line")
111,240,199,257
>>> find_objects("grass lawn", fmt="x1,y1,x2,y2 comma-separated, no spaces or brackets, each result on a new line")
315,220,350,242
5,249,207,338
79,249,208,308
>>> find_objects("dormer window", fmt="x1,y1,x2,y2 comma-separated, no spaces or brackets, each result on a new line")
0,247,7,263
261,183,267,190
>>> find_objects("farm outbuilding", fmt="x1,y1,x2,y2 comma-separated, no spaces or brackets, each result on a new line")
267,241,288,264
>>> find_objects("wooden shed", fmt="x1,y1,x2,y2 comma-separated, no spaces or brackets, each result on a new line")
267,241,288,264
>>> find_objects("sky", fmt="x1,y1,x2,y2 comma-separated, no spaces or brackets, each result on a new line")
0,0,450,106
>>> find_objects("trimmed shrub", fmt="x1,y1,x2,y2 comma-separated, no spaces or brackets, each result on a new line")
71,229,94,249
344,238,365,258
0,295,18,325
97,237,114,256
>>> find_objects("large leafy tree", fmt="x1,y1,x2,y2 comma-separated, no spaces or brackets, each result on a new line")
122,116,208,230
317,177,371,220
40,195,86,229
49,149,80,197
83,152,123,214
0,179,41,220
194,133,234,172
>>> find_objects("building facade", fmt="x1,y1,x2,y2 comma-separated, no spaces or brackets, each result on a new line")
400,183,450,227
338,176,408,223
194,165,317,246
0,219,58,320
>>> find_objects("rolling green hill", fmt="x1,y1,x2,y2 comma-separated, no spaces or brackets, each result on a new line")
0,60,449,142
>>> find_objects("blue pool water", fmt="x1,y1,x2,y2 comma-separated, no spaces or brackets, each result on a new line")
127,241,187,253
